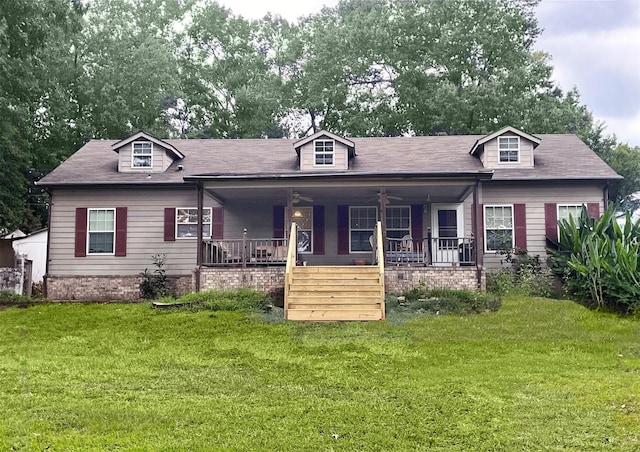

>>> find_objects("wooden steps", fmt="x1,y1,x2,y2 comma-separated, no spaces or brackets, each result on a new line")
285,266,385,321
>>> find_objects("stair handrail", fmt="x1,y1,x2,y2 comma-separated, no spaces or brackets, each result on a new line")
284,222,297,319
375,221,385,320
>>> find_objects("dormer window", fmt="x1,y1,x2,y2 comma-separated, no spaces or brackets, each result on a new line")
132,142,153,168
314,140,334,166
498,137,519,163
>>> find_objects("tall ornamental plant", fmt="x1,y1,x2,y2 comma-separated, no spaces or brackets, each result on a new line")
548,206,640,313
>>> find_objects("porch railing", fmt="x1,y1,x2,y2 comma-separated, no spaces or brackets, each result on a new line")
385,237,474,266
202,230,288,266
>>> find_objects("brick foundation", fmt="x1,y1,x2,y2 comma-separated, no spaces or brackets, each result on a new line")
199,267,285,292
44,265,485,301
45,274,193,301
384,266,485,292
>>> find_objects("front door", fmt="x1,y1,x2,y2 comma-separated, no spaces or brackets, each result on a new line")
431,204,464,265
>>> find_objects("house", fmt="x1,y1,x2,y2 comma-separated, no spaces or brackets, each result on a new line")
37,126,621,320
12,228,48,285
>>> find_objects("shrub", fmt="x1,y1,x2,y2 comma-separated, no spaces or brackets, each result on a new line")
0,290,39,307
548,206,640,313
171,289,271,312
387,287,501,317
139,254,171,299
486,249,553,297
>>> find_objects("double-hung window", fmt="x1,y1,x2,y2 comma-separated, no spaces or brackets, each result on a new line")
314,140,334,165
132,141,153,168
176,208,212,238
386,207,410,239
498,137,519,163
350,207,377,252
484,205,514,251
88,208,115,254
558,205,583,225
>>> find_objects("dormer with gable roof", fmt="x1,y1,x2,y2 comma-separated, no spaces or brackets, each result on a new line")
112,131,184,173
294,130,356,171
470,126,541,169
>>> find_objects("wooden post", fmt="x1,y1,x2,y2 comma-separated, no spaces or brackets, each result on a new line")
195,183,204,292
242,228,247,268
379,188,387,262
286,188,294,239
473,178,484,288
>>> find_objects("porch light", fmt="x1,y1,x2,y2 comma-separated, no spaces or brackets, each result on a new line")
293,210,303,218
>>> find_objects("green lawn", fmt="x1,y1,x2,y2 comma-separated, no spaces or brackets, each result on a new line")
1,298,638,451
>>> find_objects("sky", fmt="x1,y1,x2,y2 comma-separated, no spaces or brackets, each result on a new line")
218,0,640,147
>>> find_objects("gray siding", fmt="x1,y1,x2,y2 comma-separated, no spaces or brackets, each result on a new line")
48,187,220,276
117,143,173,173
299,140,349,171
483,133,535,169
476,182,605,268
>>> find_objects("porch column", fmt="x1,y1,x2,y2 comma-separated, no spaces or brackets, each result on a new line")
195,182,204,292
473,178,484,287
286,188,294,238
379,188,387,262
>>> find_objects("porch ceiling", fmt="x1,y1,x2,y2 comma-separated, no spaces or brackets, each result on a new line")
206,183,474,205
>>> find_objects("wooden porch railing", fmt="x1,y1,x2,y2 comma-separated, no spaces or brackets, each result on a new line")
202,229,289,266
385,236,474,266
284,222,298,320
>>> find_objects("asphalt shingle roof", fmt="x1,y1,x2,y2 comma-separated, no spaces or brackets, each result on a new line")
37,133,621,186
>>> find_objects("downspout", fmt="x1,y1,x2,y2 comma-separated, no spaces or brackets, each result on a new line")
473,178,484,290
43,189,53,299
603,183,609,211
195,182,204,293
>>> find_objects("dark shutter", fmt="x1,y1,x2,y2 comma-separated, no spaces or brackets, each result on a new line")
164,208,175,241
513,203,527,251
410,204,423,250
337,205,349,255
115,207,127,256
75,207,87,257
313,205,325,255
544,203,558,243
587,202,600,219
212,207,224,239
273,205,285,238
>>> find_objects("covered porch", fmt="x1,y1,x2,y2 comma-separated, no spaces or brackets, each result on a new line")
187,173,489,280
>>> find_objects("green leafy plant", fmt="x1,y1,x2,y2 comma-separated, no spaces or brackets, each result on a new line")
160,289,272,312
548,205,640,312
139,253,171,299
487,248,553,298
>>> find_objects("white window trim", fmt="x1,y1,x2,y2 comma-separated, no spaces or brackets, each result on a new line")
385,205,411,239
349,206,378,253
498,136,520,164
557,204,584,235
483,204,515,253
131,141,153,169
292,206,313,254
87,208,116,255
313,139,335,167
175,207,212,240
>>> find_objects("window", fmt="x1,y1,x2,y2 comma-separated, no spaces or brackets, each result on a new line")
558,205,583,225
386,207,410,239
484,205,513,252
498,136,519,163
350,207,377,252
176,208,211,238
132,141,152,168
314,140,334,165
293,207,313,253
88,208,115,254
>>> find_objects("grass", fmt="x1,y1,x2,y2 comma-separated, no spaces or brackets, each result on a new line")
0,298,639,450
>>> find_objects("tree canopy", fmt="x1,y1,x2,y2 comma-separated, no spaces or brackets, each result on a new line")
0,0,638,233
